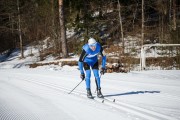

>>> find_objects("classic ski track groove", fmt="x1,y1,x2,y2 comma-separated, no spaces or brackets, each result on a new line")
14,76,177,120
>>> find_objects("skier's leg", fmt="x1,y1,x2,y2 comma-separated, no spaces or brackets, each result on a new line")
92,69,100,89
92,61,104,98
85,69,91,89
92,62,100,88
93,69,103,98
84,63,93,98
85,70,93,98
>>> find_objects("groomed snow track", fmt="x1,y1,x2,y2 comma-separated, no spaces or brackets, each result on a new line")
14,76,177,120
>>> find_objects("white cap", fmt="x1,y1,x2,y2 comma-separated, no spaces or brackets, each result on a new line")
88,38,97,46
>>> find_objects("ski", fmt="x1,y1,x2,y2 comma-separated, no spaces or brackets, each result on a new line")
94,96,116,103
104,97,116,102
87,96,94,99
94,97,105,103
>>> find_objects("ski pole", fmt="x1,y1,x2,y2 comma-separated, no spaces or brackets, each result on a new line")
68,80,84,94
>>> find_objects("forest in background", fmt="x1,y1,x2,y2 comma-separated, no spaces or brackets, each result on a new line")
0,0,180,71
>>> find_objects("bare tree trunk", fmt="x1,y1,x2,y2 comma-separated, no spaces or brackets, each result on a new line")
169,0,172,31
117,0,124,55
172,0,176,31
51,0,55,37
17,0,24,58
132,3,138,30
141,0,144,46
51,0,59,55
10,13,16,48
159,15,163,43
9,14,14,34
83,0,89,37
58,0,68,58
161,15,164,43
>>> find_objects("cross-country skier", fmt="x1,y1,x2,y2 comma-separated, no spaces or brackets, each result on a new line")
78,38,106,98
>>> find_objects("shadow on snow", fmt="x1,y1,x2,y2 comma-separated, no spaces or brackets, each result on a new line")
104,91,160,97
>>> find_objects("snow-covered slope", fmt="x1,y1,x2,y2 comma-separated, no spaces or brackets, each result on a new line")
0,48,180,120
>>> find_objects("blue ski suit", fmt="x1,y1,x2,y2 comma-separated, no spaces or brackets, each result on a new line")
78,42,106,90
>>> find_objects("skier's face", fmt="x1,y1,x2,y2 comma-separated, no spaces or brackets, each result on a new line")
90,45,96,51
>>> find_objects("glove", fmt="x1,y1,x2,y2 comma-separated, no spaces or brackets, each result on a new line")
80,74,85,80
100,68,106,75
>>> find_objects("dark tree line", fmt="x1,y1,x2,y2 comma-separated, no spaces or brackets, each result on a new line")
0,0,179,58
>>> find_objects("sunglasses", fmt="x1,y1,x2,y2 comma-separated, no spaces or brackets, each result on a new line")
89,43,97,47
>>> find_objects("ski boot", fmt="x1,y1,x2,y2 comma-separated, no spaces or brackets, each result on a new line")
87,88,93,99
97,88,104,98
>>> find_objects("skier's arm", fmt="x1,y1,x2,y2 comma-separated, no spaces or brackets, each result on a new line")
78,50,87,74
100,46,106,69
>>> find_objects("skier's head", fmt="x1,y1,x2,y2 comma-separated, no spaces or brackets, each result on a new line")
88,38,97,51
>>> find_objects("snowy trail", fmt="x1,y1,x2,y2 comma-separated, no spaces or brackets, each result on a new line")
0,69,180,120
17,76,179,120
0,69,128,120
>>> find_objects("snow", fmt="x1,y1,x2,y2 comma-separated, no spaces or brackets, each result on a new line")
0,47,180,120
